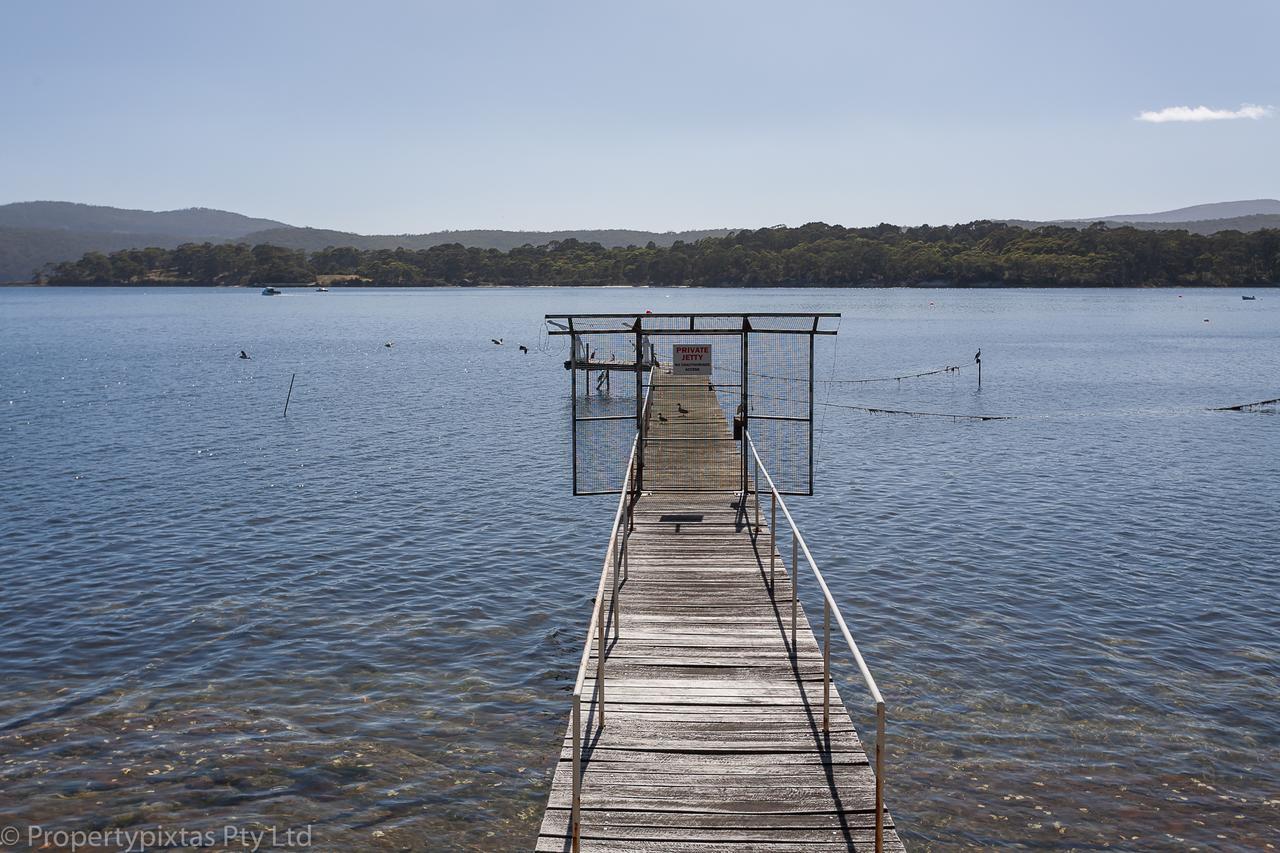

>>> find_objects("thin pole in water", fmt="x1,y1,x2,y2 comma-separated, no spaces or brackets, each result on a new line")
283,373,296,417
975,348,982,390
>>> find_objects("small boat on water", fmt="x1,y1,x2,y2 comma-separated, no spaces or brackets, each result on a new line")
315,286,329,292
1242,295,1257,301
261,287,282,296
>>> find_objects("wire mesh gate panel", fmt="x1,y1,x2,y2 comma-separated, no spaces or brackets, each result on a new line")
565,329,642,495
548,313,839,496
747,325,814,495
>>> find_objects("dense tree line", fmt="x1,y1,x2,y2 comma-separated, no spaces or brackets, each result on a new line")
42,221,1280,287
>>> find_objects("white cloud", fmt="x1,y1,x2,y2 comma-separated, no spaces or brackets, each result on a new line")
1136,103,1273,123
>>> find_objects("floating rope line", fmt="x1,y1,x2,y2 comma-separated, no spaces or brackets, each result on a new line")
750,357,974,384
818,400,1014,421
1212,396,1280,413
712,385,1017,422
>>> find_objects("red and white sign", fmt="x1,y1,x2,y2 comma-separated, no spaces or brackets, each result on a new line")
672,344,712,375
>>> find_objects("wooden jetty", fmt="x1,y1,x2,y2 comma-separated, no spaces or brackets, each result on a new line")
565,337,660,397
538,369,903,852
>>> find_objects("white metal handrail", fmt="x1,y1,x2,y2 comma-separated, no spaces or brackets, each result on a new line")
745,432,889,853
568,367,655,852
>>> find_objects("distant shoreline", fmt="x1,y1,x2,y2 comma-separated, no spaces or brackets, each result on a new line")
5,281,1277,290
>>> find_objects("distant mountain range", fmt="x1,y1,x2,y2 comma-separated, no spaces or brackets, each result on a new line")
1090,199,1280,223
1004,199,1280,235
0,202,731,282
3,198,1280,282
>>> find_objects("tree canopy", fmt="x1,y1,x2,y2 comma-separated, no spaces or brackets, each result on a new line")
41,221,1280,288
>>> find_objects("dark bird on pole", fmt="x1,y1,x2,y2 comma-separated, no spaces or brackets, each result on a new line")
491,338,503,345
519,345,528,354
974,348,981,363
239,350,250,359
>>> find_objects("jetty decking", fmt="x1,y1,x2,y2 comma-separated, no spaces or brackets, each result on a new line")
538,371,903,852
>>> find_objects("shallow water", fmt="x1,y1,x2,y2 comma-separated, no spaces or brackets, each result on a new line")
0,286,1277,850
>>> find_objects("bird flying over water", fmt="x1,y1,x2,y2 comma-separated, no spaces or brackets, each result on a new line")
239,350,250,359
491,338,503,345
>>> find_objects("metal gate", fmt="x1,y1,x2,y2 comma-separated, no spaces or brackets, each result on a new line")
548,313,838,497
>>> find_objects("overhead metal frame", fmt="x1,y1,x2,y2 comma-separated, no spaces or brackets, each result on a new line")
550,313,840,497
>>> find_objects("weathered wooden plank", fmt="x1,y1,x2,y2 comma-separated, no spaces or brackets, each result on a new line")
536,838,904,853
541,809,891,832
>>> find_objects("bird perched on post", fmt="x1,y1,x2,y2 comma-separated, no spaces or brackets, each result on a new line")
974,348,981,364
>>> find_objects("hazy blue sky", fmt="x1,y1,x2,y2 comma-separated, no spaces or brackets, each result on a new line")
2,0,1277,232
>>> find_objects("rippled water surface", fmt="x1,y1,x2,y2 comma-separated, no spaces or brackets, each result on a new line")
1,287,1277,851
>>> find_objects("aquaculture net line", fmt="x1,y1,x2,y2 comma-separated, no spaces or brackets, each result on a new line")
1212,396,1280,413
722,387,1280,423
750,357,975,385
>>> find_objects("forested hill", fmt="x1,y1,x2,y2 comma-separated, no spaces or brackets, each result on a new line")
42,221,1280,288
0,201,730,281
236,226,733,253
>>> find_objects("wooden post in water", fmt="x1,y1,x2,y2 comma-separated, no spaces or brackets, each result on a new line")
283,373,296,417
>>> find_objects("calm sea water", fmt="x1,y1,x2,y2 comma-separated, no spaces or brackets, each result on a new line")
1,287,1277,851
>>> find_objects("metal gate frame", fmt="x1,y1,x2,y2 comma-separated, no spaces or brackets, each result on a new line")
548,313,839,497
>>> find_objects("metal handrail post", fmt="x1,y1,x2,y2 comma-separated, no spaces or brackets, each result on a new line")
596,597,606,728
612,527,621,639
754,457,760,532
769,493,776,590
876,702,886,853
790,530,798,657
823,598,830,734
571,695,581,853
